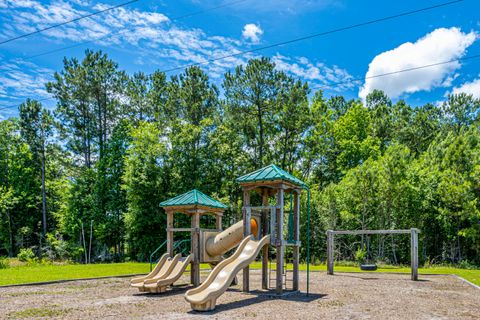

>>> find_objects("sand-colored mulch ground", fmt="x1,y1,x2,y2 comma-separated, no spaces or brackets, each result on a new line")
1,270,478,319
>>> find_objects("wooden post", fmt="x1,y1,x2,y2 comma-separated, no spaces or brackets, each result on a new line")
276,188,284,294
261,191,269,290
411,228,418,281
242,189,251,292
216,214,222,230
327,230,334,275
191,212,200,286
326,229,420,280
292,191,300,291
166,211,174,256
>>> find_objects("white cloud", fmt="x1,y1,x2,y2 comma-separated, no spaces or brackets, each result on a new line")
450,78,480,99
0,0,353,102
0,59,53,100
272,54,354,92
0,0,245,77
359,27,477,101
0,59,54,119
242,23,263,44
0,0,168,43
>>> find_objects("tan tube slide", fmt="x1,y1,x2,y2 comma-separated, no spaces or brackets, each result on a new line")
131,218,258,294
185,234,270,311
206,218,258,257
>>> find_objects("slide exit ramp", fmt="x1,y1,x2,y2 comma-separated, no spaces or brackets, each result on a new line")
185,234,270,311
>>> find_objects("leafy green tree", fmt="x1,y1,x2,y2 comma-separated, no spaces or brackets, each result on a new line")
19,99,54,237
3,54,480,267
223,57,283,168
442,93,480,133
0,120,38,256
0,186,17,256
46,50,127,168
123,122,170,260
366,90,394,148
60,168,96,262
417,127,480,262
167,66,220,193
393,101,442,154
95,120,131,258
275,76,310,172
125,71,169,125
333,103,380,172
366,89,392,109
207,122,248,221
305,93,366,186
125,72,150,123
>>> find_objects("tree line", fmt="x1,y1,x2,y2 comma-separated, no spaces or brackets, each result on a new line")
0,50,479,266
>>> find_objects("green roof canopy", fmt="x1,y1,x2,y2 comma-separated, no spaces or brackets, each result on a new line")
236,164,307,188
160,189,227,209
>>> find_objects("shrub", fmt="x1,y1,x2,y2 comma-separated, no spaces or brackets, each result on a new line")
458,260,476,270
43,233,70,261
17,248,36,262
355,248,367,264
0,256,9,269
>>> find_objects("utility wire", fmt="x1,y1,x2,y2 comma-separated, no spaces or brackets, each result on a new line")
0,97,53,112
23,0,247,60
0,0,247,109
313,53,480,90
0,0,140,45
158,0,463,73
1,53,478,113
0,0,466,110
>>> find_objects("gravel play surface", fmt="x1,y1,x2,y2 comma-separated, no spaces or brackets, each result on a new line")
1,270,478,319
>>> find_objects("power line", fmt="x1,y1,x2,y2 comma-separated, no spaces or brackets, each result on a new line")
0,0,247,109
0,0,140,45
0,97,53,112
313,53,480,90
1,53,478,113
158,0,463,73
0,0,466,111
22,0,247,60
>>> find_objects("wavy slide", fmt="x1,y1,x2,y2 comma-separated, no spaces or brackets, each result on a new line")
185,234,270,311
130,253,192,293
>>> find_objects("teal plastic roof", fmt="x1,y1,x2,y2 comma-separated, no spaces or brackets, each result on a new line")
236,164,307,188
160,189,227,209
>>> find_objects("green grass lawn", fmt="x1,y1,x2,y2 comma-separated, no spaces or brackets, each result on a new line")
0,262,151,286
250,262,480,287
0,261,479,287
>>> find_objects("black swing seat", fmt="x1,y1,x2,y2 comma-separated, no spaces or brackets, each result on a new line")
360,264,378,271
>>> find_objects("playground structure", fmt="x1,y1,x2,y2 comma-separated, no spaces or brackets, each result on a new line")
234,164,306,296
326,229,420,280
130,164,310,311
131,188,234,292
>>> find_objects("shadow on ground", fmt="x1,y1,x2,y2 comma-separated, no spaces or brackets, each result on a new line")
187,290,326,315
334,273,431,282
133,283,193,298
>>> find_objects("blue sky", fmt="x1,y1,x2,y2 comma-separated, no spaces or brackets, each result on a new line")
0,0,479,119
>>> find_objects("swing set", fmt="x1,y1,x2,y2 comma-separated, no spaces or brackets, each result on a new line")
326,228,421,280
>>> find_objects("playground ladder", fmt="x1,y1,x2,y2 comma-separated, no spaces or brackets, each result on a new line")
268,258,293,290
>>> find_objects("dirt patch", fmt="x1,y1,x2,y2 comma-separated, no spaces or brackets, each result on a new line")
0,271,478,319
